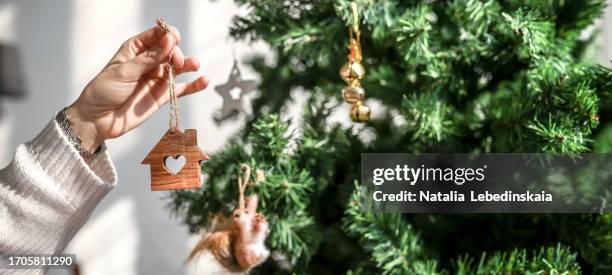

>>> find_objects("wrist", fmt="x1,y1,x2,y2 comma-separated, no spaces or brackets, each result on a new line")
65,104,104,153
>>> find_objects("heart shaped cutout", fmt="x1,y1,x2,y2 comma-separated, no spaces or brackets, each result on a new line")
164,155,186,175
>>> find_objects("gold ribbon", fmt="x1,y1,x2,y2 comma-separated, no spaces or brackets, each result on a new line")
348,3,362,63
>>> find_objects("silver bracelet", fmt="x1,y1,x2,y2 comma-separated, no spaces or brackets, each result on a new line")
55,107,101,159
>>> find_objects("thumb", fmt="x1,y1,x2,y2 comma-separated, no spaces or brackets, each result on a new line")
116,33,174,81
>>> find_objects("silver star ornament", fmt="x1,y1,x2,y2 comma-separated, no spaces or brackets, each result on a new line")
214,61,258,120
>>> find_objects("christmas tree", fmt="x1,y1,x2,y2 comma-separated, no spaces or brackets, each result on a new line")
170,1,612,274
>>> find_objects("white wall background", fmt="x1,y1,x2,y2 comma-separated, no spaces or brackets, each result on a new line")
0,1,611,274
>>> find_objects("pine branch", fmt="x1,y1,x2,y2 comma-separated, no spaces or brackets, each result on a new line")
249,114,292,161
501,9,555,60
266,212,320,268
393,4,435,65
401,93,457,143
454,244,582,274
255,163,315,216
343,183,439,274
526,114,591,153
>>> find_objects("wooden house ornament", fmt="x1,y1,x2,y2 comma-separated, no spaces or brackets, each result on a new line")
142,129,209,191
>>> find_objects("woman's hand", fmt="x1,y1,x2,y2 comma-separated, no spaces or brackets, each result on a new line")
66,25,209,152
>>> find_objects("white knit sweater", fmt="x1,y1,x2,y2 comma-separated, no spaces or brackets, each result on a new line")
0,118,118,274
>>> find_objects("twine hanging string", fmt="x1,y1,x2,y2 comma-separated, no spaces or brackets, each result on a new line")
237,164,251,214
350,2,359,36
156,18,180,132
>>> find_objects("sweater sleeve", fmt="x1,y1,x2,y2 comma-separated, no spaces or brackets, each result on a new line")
0,118,117,266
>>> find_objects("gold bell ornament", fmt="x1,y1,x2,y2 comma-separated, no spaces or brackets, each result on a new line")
339,2,370,123
342,85,365,104
350,101,371,122
339,60,366,83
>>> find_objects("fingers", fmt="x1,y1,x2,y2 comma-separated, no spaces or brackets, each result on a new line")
171,46,185,69
175,76,209,97
147,75,208,106
116,25,181,60
120,74,208,131
146,57,200,79
115,34,179,81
